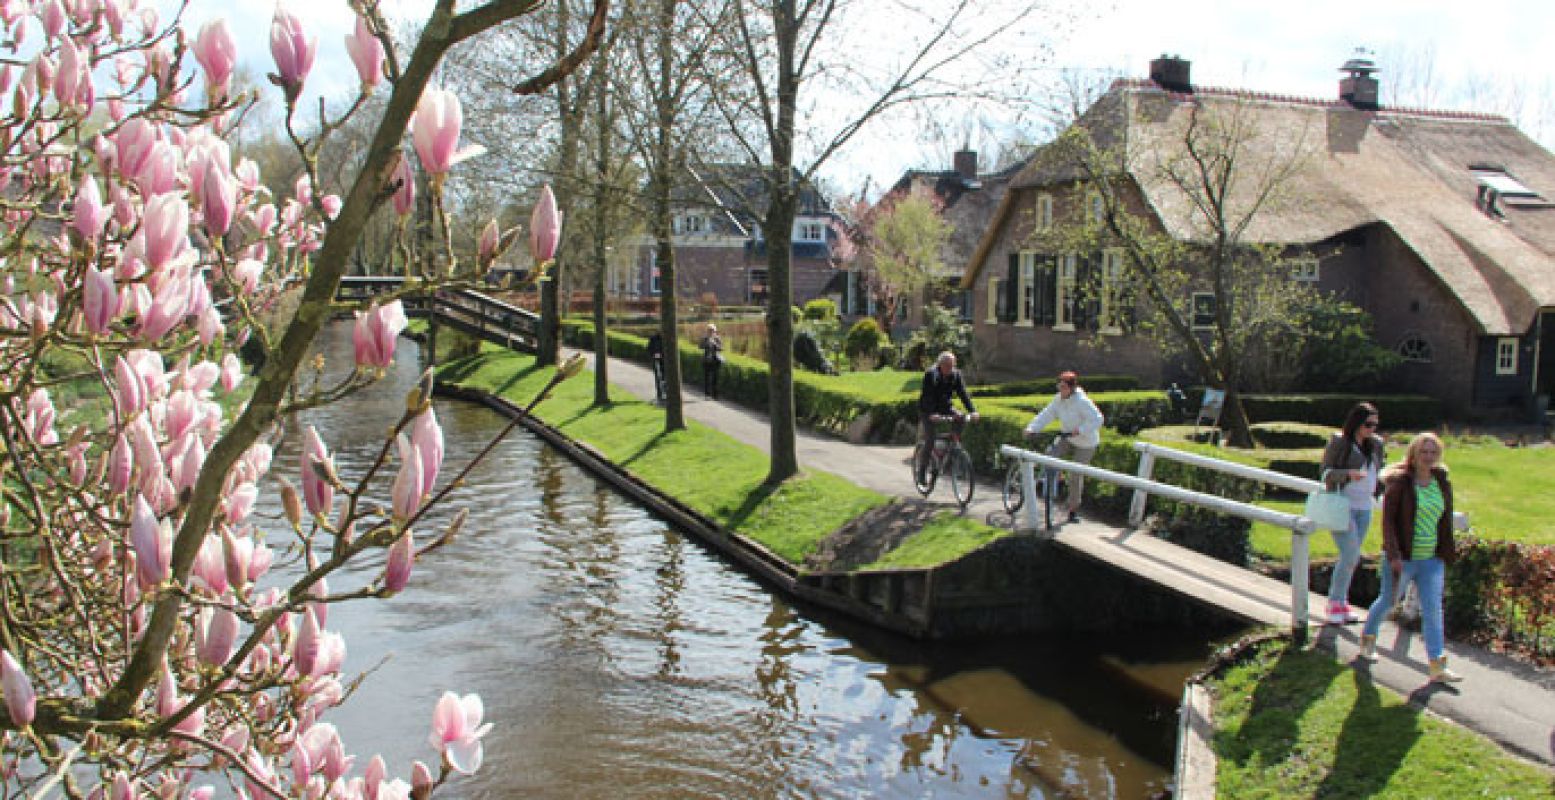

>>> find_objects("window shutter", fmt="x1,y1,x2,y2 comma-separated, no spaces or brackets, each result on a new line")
1038,255,1058,326
1072,254,1096,329
1000,253,1019,323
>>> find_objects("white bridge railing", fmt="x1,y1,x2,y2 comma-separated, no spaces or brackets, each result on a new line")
1000,443,1320,635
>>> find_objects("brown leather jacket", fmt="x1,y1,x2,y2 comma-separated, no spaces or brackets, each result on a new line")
1380,467,1456,564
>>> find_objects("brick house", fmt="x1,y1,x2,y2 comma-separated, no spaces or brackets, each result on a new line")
618,164,843,309
961,55,1555,418
838,150,1024,332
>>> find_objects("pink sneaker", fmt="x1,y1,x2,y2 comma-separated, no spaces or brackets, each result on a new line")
1326,602,1347,625
1343,604,1362,624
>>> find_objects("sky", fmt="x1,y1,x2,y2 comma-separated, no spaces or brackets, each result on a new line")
171,0,1555,195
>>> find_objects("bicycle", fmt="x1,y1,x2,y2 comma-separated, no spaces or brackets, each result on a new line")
1001,432,1070,530
911,413,975,509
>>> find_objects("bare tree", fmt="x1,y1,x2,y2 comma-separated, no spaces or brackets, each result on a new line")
707,0,1052,483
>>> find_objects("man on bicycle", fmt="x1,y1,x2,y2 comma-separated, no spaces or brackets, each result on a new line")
918,351,977,482
1023,370,1104,522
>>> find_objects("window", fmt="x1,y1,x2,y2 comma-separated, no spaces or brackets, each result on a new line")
796,221,825,241
749,269,769,303
1099,249,1125,334
1088,192,1105,223
1191,292,1216,330
651,267,661,295
1055,254,1078,330
1290,256,1319,282
986,277,1002,324
1396,332,1433,363
1496,337,1518,375
1035,194,1054,230
674,214,707,235
1018,252,1037,325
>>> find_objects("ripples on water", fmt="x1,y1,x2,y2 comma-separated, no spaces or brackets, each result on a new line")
260,327,1223,799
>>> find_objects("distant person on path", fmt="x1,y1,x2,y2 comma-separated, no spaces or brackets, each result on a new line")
1358,432,1462,683
647,330,666,401
700,323,724,399
916,351,978,482
1023,371,1104,523
1320,401,1387,624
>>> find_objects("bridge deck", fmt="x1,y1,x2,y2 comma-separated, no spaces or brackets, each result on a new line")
1052,521,1327,628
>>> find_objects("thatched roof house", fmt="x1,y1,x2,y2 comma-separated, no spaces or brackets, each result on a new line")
961,55,1555,418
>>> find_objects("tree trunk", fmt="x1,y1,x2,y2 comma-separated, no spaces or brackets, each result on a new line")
652,0,685,432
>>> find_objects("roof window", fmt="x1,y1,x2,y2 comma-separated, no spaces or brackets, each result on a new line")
1470,166,1542,217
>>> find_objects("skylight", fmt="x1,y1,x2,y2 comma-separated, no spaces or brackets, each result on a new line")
1471,169,1539,198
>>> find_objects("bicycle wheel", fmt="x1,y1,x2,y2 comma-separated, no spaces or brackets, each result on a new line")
948,448,974,508
1002,461,1025,514
911,442,936,495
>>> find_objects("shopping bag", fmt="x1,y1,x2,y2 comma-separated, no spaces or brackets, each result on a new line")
1303,490,1351,532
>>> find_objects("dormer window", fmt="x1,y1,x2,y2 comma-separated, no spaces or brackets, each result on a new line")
1470,166,1542,217
796,220,825,242
674,213,708,235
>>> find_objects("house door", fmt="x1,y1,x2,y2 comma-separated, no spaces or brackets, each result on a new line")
1538,311,1555,406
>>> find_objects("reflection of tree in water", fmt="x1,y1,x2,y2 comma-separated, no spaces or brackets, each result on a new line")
651,529,686,679
754,602,804,719
532,447,625,651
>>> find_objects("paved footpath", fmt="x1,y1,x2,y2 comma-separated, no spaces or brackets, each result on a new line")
567,346,1555,769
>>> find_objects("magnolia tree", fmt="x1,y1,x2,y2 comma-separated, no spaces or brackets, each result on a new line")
0,0,593,798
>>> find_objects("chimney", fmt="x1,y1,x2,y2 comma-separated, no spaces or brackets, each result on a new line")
1149,54,1192,93
952,149,978,180
1339,49,1380,110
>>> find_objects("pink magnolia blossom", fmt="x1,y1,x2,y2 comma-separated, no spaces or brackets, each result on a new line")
268,8,315,96
202,162,237,236
142,192,190,271
428,692,491,774
129,494,170,588
411,761,434,796
193,19,237,101
477,219,499,268
108,432,133,493
71,174,105,242
82,264,119,334
412,409,443,495
299,426,334,517
220,353,243,392
230,258,262,296
156,664,203,736
411,86,483,177
391,152,415,217
383,528,414,593
191,533,227,595
39,0,64,41
529,184,561,264
391,434,424,523
344,14,383,89
221,527,252,594
1,649,35,727
352,300,406,369
198,606,240,666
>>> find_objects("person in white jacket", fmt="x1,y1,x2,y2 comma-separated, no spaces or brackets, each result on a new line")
1023,371,1105,522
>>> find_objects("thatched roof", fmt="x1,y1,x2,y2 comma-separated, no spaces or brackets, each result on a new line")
970,78,1555,335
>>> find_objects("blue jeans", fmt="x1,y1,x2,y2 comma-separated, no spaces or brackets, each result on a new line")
1363,556,1446,660
1328,508,1371,605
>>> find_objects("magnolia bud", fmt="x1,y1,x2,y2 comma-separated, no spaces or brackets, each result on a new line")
405,367,434,415
559,353,586,380
278,477,303,529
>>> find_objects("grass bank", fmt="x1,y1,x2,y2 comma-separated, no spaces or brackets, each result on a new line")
432,343,1006,568
1209,637,1551,797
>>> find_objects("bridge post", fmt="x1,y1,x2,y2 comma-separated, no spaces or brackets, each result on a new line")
1021,461,1039,532
1129,450,1156,526
1290,527,1311,644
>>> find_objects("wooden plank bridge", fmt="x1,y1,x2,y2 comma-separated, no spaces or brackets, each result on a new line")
337,275,539,352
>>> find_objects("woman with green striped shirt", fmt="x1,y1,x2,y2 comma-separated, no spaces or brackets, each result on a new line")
1358,432,1462,683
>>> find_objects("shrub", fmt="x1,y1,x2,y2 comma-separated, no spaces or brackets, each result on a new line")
844,317,885,360
793,330,836,374
1249,422,1330,449
1445,536,1555,662
803,298,837,320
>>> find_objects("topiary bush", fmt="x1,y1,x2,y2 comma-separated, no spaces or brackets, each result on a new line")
793,329,836,374
844,317,884,360
803,298,837,320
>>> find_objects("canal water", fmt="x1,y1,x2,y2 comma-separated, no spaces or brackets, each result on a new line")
272,326,1232,798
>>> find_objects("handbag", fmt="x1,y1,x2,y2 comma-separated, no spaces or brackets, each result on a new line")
1303,472,1352,532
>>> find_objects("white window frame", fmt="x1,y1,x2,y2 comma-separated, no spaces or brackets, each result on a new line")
1496,337,1518,375
1099,249,1125,334
1036,194,1054,230
1191,291,1216,330
1017,251,1037,326
796,220,825,242
1088,191,1105,223
986,276,1001,324
651,268,661,295
1054,253,1078,331
1290,256,1319,282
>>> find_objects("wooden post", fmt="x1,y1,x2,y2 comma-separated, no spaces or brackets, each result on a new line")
1290,527,1310,645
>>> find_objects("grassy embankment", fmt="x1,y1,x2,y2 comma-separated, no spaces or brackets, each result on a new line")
1208,637,1553,798
433,343,1007,568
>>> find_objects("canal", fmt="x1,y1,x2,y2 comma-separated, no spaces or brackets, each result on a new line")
273,325,1233,798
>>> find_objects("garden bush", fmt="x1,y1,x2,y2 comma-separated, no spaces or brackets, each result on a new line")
1249,422,1330,449
803,298,837,320
1446,536,1555,663
844,317,885,360
793,329,836,374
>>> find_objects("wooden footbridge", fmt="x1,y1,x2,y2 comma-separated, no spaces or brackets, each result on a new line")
338,275,539,352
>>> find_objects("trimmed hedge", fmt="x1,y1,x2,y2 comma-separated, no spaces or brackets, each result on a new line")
1239,393,1442,430
1249,422,1330,450
970,374,1140,397
1446,536,1555,663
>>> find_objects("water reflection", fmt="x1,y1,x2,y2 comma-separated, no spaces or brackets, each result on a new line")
269,326,1224,798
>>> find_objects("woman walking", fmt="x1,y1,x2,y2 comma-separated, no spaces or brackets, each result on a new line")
1358,432,1462,683
1320,402,1386,624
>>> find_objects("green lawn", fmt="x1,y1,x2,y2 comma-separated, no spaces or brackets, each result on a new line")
1211,637,1553,798
1250,438,1555,562
823,367,920,397
435,345,1008,566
